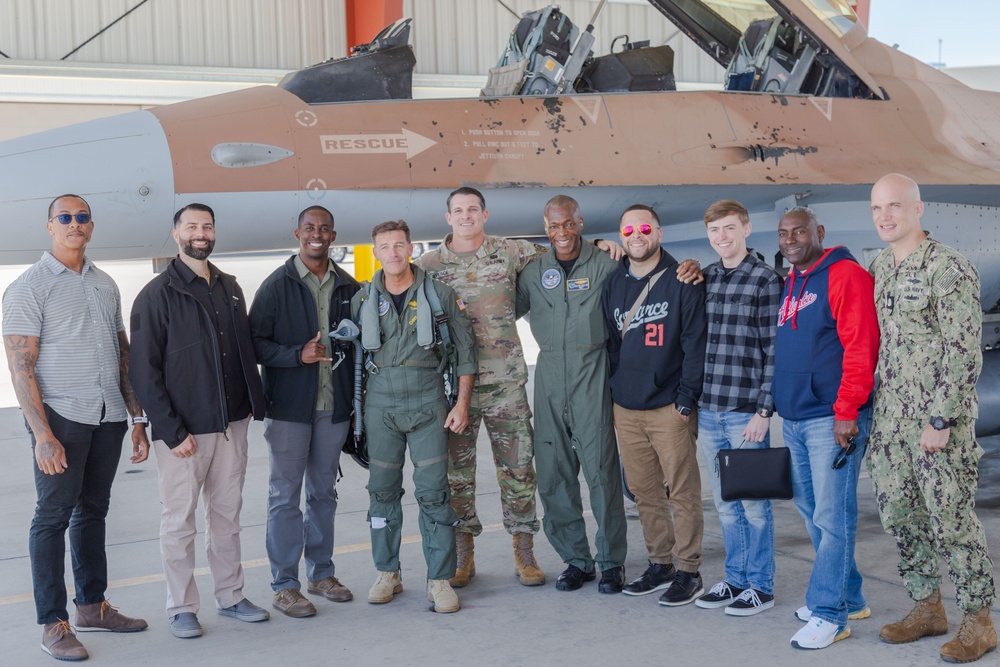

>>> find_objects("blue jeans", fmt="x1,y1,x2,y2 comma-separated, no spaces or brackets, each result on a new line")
28,405,127,624
784,408,872,626
698,409,775,594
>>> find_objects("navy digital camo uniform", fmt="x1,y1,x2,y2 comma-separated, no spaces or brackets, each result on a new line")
867,233,995,613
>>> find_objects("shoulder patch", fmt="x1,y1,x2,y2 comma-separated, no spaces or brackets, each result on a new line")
932,265,962,297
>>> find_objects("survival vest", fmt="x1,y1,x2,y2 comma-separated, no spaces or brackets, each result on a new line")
358,273,459,406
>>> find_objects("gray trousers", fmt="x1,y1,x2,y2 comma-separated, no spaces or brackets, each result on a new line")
264,412,349,591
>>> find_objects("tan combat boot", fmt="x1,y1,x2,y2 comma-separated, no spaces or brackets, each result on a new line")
449,531,475,588
513,533,545,586
879,590,949,644
940,607,997,663
427,579,460,613
367,570,403,604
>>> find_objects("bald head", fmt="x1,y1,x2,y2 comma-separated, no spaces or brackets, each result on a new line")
871,173,925,252
873,173,921,202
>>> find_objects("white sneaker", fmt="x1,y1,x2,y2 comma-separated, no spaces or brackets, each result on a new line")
790,616,851,649
796,604,871,622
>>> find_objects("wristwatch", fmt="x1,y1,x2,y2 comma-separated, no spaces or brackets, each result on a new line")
676,405,692,417
757,408,773,418
131,415,149,426
928,416,956,431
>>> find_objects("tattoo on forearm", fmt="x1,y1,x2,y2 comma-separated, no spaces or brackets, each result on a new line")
117,332,142,415
3,335,50,436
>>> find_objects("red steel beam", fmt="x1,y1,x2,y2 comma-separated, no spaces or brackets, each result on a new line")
345,0,403,54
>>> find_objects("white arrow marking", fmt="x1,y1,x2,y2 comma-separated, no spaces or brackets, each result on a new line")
319,128,437,160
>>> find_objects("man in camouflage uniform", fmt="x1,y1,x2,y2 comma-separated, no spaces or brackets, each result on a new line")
415,187,545,587
868,173,996,663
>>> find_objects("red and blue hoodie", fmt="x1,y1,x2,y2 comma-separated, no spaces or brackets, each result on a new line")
773,246,878,421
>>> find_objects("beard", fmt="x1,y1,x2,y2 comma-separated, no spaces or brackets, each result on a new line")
626,243,659,264
181,238,215,260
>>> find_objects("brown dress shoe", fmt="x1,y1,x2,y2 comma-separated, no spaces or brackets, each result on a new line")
941,608,997,663
879,590,949,644
272,589,317,618
74,599,148,633
42,620,89,661
307,576,353,602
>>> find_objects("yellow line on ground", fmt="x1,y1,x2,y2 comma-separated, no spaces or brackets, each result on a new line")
0,522,508,607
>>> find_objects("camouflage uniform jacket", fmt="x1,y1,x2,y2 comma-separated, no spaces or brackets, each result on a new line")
871,233,981,420
416,234,539,386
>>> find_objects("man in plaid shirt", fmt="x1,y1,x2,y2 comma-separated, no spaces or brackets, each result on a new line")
694,200,783,617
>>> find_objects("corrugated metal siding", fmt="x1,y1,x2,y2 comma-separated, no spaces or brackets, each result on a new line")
0,0,347,68
0,0,773,81
403,0,774,82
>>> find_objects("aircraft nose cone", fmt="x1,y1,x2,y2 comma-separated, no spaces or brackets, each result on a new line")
0,110,174,262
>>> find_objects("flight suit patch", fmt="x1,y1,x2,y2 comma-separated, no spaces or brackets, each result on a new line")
567,278,590,291
541,268,562,290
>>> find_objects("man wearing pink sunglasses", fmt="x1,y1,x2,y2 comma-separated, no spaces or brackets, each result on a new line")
602,204,708,608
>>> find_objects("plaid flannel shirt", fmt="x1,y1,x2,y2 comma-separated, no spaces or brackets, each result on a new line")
701,251,783,413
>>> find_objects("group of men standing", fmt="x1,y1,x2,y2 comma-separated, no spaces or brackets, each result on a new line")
2,172,995,664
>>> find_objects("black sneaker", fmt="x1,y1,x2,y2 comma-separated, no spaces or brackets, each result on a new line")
695,581,745,609
725,589,774,617
622,562,676,596
555,565,596,591
658,571,704,606
598,566,626,594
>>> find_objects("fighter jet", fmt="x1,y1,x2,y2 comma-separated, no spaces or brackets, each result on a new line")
2,0,999,432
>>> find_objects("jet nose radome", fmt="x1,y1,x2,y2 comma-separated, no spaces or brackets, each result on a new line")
0,110,175,263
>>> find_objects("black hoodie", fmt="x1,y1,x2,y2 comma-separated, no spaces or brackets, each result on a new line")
602,249,707,411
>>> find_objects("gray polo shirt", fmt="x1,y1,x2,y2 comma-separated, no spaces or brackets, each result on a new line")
293,255,334,411
2,252,128,425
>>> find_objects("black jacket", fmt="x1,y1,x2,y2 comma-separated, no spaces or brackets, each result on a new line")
602,250,707,411
129,257,265,448
249,256,360,424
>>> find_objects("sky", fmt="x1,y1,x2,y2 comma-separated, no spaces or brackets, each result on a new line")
866,0,1000,68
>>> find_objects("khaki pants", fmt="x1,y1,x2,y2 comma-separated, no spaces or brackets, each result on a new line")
153,417,250,616
614,403,703,573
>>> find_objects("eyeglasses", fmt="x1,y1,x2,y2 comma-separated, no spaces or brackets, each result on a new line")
621,223,653,237
50,214,92,225
832,436,857,470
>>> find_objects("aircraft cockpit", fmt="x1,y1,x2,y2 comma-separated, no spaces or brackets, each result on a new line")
275,0,883,106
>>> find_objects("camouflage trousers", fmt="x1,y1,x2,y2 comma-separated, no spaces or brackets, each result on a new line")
867,414,995,612
448,381,539,536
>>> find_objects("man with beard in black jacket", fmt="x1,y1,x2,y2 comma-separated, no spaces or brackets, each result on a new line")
602,204,707,608
130,203,267,639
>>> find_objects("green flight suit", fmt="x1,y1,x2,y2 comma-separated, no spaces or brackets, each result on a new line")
515,242,627,573
352,265,478,580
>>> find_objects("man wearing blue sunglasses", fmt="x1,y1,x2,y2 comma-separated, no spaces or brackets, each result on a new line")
3,195,149,661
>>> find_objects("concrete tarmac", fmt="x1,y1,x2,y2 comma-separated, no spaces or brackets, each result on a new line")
0,256,997,666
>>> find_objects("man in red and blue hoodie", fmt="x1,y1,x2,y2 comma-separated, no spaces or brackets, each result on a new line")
773,207,879,651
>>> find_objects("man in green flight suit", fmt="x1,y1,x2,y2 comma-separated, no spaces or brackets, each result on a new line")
515,195,628,593
351,220,477,614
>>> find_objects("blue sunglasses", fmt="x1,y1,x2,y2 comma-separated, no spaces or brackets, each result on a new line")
50,213,92,225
